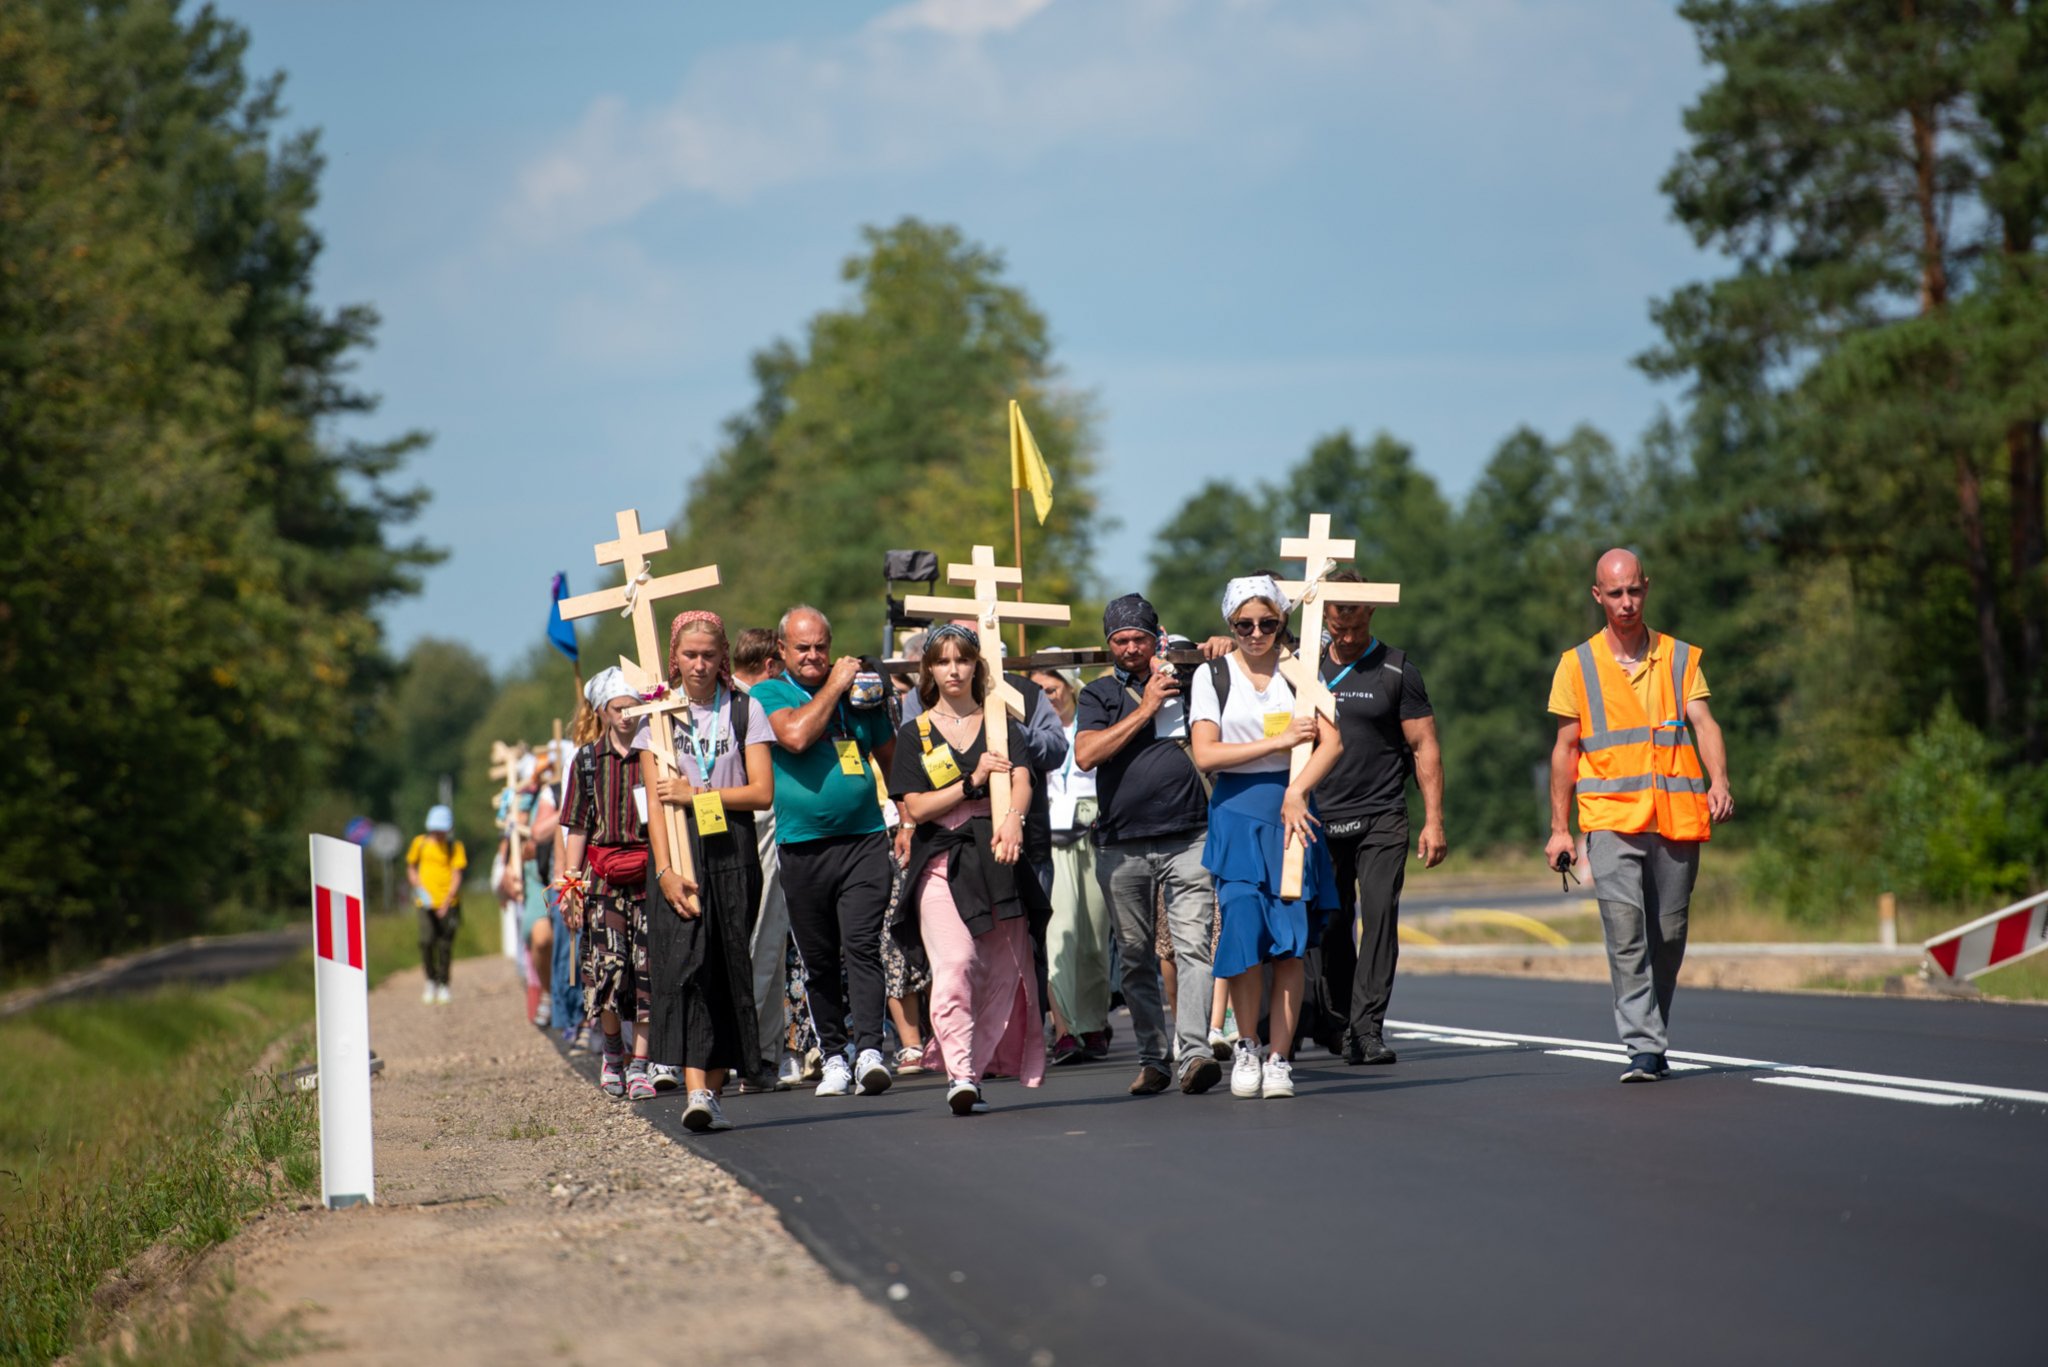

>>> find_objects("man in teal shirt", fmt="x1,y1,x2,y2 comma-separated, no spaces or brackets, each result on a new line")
754,605,901,1098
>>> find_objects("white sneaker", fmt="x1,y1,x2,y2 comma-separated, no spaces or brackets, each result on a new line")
855,1048,893,1096
422,983,436,1004
436,983,452,1004
1230,1040,1264,1098
648,1063,682,1092
778,1051,805,1088
947,1079,989,1115
1262,1054,1295,1099
682,1088,733,1132
532,1001,551,1028
815,1054,853,1096
1208,1026,1235,1061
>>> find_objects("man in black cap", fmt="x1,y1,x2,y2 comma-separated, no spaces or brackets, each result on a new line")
1073,594,1222,1096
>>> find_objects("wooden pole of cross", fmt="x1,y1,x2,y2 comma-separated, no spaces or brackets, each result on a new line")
488,741,525,875
1272,513,1401,899
556,510,721,912
903,544,1070,828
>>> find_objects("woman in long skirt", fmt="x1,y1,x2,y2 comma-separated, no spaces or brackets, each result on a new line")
1188,574,1343,1100
888,624,1045,1115
639,611,776,1133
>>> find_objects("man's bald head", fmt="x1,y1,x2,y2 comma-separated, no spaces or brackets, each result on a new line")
777,605,833,686
1590,548,1649,638
1594,548,1644,588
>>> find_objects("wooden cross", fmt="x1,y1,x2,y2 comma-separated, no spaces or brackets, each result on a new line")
488,740,526,874
903,545,1071,827
1272,513,1401,898
557,509,722,911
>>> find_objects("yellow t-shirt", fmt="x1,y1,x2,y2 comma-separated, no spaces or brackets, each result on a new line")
407,834,468,905
1548,632,1710,720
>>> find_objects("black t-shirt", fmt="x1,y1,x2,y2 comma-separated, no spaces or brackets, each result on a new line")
1073,672,1210,845
888,713,1032,805
1317,641,1433,824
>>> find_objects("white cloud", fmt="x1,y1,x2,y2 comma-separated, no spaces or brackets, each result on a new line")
870,0,1054,39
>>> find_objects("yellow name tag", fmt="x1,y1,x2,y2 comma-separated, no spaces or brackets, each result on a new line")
835,739,865,775
921,743,962,788
1263,711,1294,738
691,791,727,836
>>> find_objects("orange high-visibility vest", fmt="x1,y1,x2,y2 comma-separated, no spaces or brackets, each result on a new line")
1559,632,1711,842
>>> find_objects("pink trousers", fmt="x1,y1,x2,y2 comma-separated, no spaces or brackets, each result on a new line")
916,856,1044,1089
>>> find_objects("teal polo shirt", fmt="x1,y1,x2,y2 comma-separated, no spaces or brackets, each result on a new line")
751,675,894,845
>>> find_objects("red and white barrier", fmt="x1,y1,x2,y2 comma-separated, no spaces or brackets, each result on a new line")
1924,889,2048,981
310,834,376,1209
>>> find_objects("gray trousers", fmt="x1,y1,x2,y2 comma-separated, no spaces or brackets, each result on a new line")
1588,830,1700,1056
1098,831,1214,1074
749,807,790,1069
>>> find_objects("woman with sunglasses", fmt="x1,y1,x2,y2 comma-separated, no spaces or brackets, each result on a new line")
887,623,1045,1115
1187,574,1342,1099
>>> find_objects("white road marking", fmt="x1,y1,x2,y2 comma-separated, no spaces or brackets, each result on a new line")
1389,1031,1519,1048
1753,1077,1981,1107
1545,1048,1705,1072
1386,1017,2048,1108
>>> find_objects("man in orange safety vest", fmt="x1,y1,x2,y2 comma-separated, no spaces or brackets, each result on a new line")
1545,549,1733,1083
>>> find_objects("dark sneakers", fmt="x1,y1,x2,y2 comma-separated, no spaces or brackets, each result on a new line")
1052,1034,1088,1066
1345,1034,1398,1066
1081,1029,1111,1060
1129,1064,1172,1095
1180,1054,1223,1095
1620,1053,1663,1083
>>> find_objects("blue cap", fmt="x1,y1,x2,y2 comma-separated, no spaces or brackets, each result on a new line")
425,804,454,833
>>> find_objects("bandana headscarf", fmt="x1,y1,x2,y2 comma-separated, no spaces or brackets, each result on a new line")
925,622,979,653
669,609,731,687
1221,575,1289,624
1102,593,1160,640
584,666,633,710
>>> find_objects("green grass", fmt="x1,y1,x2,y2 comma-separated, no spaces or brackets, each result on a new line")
72,1274,314,1367
1975,953,2048,1002
0,902,492,1366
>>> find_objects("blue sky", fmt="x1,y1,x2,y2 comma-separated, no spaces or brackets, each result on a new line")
218,0,1713,670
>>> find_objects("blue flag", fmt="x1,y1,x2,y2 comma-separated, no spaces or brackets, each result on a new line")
546,572,579,662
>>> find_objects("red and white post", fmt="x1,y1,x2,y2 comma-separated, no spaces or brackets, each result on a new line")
1924,888,2048,982
309,834,376,1209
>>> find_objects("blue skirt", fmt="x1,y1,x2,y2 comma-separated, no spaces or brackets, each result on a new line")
1202,771,1338,979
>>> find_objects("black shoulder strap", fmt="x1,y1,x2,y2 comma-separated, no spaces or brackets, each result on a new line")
1209,656,1231,714
730,689,749,751
1384,646,1406,676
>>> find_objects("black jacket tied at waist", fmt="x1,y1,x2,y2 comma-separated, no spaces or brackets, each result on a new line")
895,815,1049,943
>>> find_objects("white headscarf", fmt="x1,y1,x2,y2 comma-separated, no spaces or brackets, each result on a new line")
583,665,633,710
1221,575,1289,623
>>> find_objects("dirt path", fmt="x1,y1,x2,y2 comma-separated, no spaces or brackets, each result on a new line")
218,956,952,1366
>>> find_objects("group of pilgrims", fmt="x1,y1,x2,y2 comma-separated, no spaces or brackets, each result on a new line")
408,544,1727,1132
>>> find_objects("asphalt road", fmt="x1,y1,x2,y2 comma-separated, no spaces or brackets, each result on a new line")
0,929,305,1017
610,976,2046,1367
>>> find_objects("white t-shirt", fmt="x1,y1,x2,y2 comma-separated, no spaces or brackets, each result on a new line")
1188,653,1295,775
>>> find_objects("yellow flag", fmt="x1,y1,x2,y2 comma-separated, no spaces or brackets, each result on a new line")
1009,399,1054,525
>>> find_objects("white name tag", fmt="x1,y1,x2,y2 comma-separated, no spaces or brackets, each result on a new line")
1153,697,1188,741
1049,795,1079,832
632,785,648,824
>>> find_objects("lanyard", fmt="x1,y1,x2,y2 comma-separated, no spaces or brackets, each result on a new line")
679,686,725,785
1324,639,1379,692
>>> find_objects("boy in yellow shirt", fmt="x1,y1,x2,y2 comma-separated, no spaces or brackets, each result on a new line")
406,805,467,1003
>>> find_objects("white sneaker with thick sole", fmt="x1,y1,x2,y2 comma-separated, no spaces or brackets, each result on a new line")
1230,1040,1264,1098
435,983,452,1004
815,1054,853,1096
422,983,437,1004
681,1089,717,1132
648,1063,682,1092
946,1079,990,1115
855,1048,893,1095
778,1051,805,1088
702,1093,733,1131
1262,1054,1295,1098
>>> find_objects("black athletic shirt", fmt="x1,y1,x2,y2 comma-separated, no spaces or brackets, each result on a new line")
1074,672,1209,844
1317,640,1433,824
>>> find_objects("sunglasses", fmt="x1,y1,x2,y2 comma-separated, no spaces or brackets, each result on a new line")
1231,617,1282,637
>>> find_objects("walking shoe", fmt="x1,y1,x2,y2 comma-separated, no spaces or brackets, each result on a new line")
778,1051,805,1088
600,1053,626,1098
1262,1054,1295,1099
1082,1030,1111,1060
855,1048,893,1095
947,1079,988,1116
1207,1026,1235,1062
894,1045,926,1077
436,982,452,1004
1346,1034,1397,1066
422,983,437,1005
815,1054,854,1096
532,1001,551,1028
1052,1034,1087,1066
1128,1064,1171,1096
1651,1053,1672,1076
648,1063,682,1092
569,1025,596,1056
626,1062,657,1102
683,1089,731,1132
1179,1053,1222,1094
801,1047,825,1082
1620,1053,1662,1083
1230,1040,1264,1098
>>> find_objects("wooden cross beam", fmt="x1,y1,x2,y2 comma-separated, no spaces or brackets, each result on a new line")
489,741,527,873
558,508,722,912
1271,513,1402,898
903,544,1071,827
